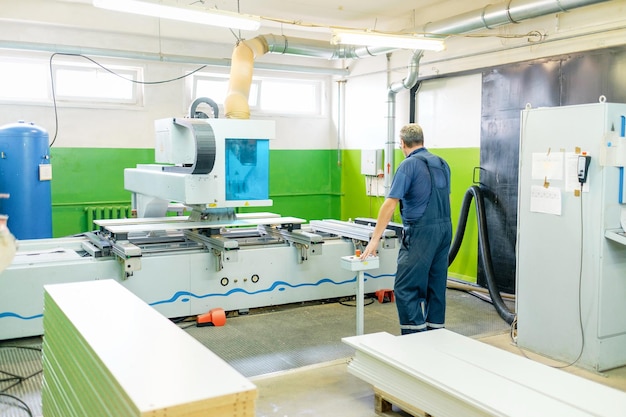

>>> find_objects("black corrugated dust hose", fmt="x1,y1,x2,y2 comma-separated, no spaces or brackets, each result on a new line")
448,185,516,325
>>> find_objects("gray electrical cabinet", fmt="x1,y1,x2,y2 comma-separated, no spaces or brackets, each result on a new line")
516,102,626,371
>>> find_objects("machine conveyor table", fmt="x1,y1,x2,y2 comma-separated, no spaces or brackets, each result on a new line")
101,217,306,240
93,212,282,229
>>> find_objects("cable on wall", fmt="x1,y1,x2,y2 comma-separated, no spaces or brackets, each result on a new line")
47,52,209,147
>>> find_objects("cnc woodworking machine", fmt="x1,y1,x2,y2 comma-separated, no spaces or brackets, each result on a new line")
0,117,398,340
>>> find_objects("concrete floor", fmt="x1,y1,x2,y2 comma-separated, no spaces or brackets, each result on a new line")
205,289,626,417
2,289,626,416
479,332,626,392
252,359,413,417
187,289,514,377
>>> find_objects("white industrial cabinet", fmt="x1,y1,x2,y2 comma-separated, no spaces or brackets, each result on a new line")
516,102,626,371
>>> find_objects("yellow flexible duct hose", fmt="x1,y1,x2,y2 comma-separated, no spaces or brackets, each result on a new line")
224,37,268,119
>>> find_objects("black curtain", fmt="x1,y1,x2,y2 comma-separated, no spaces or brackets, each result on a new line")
478,46,626,293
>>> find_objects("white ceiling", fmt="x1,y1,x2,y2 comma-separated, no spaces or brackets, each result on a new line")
184,0,482,36
50,0,490,45
220,0,441,29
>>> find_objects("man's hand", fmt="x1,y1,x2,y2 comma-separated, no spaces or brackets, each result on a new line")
360,236,380,260
359,197,398,261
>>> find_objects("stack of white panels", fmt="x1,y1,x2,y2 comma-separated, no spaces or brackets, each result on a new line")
43,280,256,417
343,330,626,417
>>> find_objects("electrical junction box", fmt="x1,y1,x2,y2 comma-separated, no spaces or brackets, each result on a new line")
340,255,379,271
361,149,383,176
365,176,386,197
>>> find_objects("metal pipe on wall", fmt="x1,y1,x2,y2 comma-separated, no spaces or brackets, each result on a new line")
337,80,347,167
260,33,395,60
424,0,609,35
0,40,350,76
384,50,423,193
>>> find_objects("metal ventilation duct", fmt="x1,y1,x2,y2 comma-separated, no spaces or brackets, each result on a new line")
254,0,609,61
380,0,610,192
259,33,395,60
230,0,608,187
424,0,609,35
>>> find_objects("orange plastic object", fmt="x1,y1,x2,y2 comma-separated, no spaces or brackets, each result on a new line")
375,289,395,304
196,308,227,327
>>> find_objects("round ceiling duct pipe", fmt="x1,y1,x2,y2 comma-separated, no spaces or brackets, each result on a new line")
223,34,396,119
261,33,394,59
424,0,610,36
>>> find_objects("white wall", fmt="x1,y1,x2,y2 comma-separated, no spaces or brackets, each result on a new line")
0,49,337,151
339,0,626,151
342,52,413,151
416,74,482,149
0,1,341,151
341,54,482,151
0,0,624,153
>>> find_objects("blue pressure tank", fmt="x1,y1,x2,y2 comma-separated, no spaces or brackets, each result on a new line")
0,121,53,239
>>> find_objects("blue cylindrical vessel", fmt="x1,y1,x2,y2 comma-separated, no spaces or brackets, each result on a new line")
0,121,52,239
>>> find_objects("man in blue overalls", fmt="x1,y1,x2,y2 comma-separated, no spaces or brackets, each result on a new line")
361,124,452,334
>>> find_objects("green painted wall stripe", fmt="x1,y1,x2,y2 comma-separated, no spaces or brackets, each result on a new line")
341,148,479,282
50,148,153,235
239,149,342,220
48,147,478,282
434,148,479,283
49,148,343,235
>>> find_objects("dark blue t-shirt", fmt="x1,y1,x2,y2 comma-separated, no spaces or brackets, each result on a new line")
388,148,445,223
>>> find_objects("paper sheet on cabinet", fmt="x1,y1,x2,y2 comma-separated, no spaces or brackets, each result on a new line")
529,185,562,215
531,152,564,180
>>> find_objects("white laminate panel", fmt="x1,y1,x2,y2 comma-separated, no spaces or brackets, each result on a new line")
44,280,256,413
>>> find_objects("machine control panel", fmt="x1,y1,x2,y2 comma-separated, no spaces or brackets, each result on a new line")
578,154,592,184
340,254,379,271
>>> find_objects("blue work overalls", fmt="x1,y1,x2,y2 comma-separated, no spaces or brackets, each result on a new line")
395,152,452,335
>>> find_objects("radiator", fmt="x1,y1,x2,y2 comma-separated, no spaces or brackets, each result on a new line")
85,205,132,230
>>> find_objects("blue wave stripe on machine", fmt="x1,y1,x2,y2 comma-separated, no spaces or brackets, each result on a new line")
0,312,43,320
150,272,393,306
0,273,395,320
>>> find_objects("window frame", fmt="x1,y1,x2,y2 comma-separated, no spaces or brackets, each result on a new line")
0,53,145,108
256,77,323,116
0,57,52,104
52,61,144,106
189,70,326,117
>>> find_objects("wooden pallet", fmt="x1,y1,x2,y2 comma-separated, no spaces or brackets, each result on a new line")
375,388,432,417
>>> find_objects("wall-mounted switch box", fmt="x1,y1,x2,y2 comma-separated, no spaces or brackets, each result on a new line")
361,149,383,176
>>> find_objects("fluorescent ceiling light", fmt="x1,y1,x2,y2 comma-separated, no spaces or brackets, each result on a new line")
93,0,261,31
331,30,446,51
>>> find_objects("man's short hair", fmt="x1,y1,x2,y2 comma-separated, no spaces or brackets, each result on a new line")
400,124,424,147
